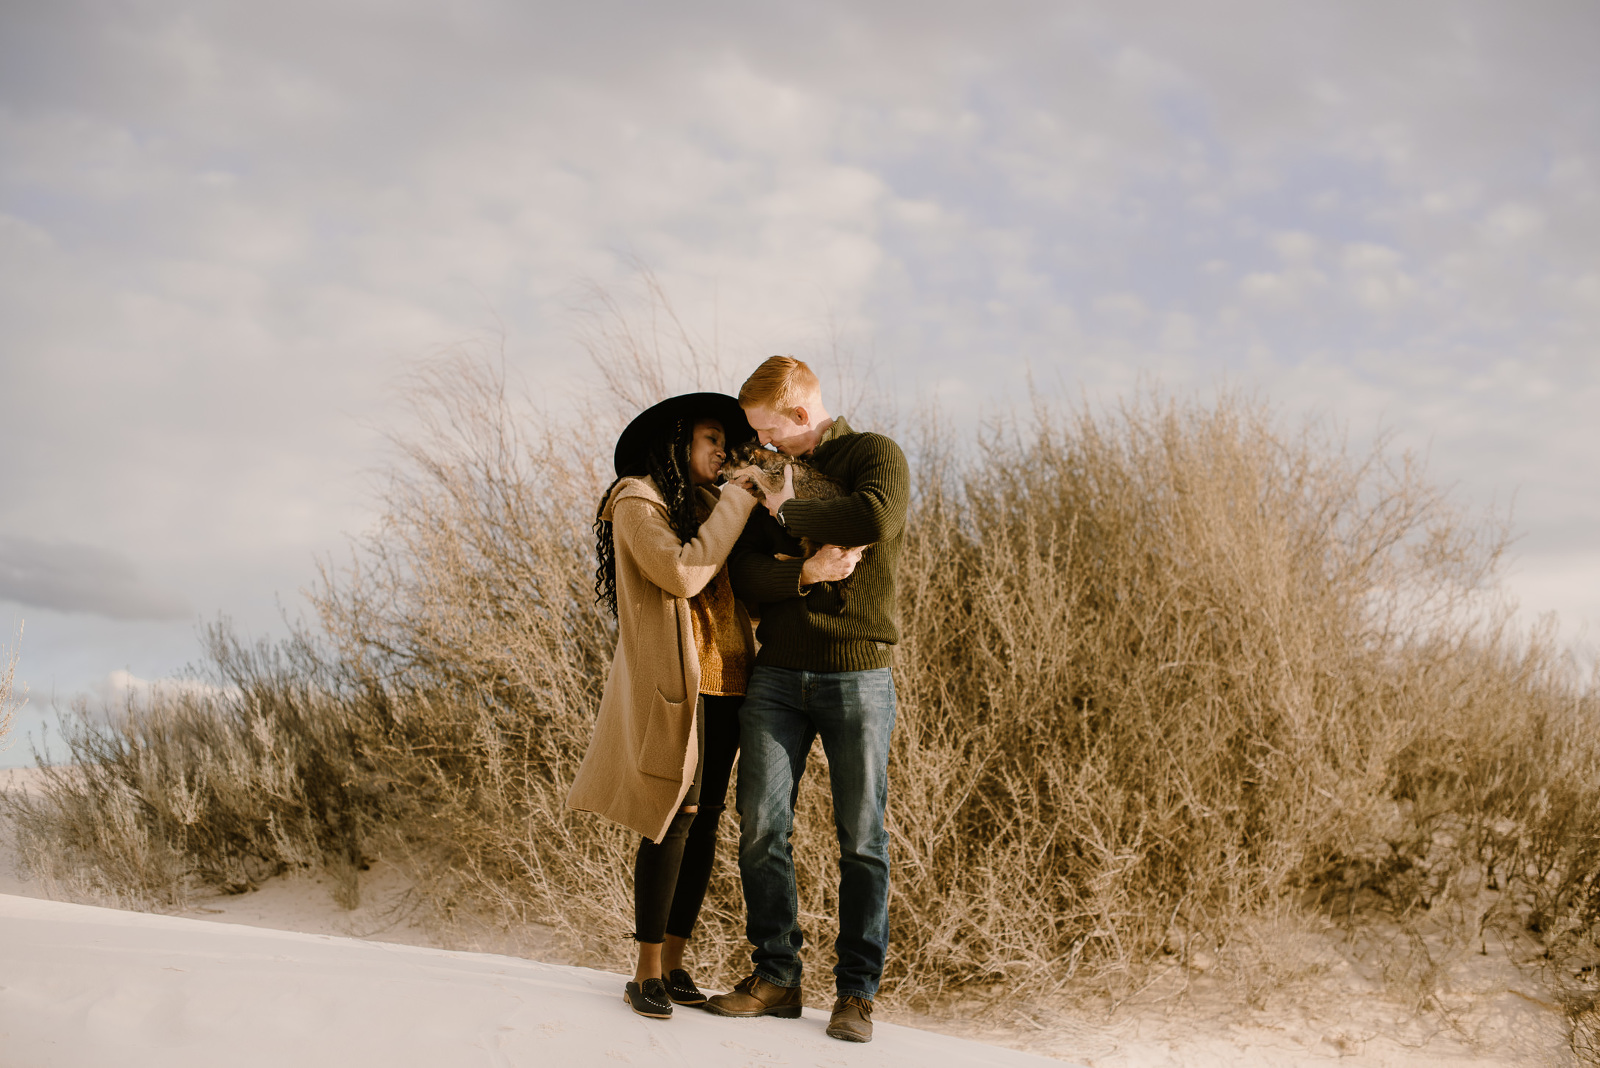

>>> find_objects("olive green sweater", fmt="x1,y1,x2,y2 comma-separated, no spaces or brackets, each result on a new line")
728,417,909,672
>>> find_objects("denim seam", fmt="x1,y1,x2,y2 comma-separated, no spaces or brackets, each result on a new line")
754,968,800,990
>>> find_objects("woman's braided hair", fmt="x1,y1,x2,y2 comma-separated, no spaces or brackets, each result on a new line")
593,415,704,618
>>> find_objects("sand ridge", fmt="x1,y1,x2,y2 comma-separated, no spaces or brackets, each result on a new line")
0,766,1577,1067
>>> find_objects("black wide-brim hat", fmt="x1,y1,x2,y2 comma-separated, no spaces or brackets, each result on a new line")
613,392,755,477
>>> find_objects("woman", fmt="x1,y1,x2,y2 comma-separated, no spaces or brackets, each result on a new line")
567,392,759,1019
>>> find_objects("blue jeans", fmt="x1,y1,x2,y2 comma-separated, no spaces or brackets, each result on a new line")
736,666,896,1000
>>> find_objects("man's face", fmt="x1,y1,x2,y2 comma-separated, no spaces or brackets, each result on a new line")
742,404,811,456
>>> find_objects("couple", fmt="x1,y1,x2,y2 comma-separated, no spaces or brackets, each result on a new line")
567,356,908,1044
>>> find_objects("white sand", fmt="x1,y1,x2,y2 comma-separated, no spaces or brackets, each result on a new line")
0,894,1063,1067
0,766,1578,1067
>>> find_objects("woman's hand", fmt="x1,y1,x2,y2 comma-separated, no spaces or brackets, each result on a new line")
719,478,755,503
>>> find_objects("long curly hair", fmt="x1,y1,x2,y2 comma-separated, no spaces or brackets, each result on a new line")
593,415,703,618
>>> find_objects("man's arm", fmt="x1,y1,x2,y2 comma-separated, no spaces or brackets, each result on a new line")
728,511,807,603
780,434,910,547
728,511,863,602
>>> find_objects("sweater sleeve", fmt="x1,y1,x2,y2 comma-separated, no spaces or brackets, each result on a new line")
728,510,808,604
781,434,910,547
613,486,758,600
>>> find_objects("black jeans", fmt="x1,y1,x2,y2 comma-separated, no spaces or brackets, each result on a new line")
633,693,742,943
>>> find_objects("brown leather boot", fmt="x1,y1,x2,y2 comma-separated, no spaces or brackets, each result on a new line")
826,995,873,1042
702,974,803,1018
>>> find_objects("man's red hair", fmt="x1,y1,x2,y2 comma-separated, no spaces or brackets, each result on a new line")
738,356,820,417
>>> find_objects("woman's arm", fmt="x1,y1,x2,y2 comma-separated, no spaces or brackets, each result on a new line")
613,486,758,600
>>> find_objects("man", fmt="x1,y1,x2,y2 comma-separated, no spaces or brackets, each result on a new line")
703,356,908,1043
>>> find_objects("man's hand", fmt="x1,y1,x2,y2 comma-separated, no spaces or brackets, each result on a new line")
764,463,795,517
800,545,863,586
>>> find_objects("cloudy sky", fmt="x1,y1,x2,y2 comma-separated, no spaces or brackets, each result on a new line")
2,0,1597,763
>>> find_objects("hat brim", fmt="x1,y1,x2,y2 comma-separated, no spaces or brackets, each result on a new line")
613,392,755,477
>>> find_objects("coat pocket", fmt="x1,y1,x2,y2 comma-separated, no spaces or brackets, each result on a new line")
637,689,693,781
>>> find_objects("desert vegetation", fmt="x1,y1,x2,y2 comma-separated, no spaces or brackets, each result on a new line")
0,623,21,751
4,333,1598,1053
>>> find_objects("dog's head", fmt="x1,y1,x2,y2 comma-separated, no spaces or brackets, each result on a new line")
719,441,788,496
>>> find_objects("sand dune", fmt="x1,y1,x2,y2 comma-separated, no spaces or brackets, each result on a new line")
0,893,1068,1068
0,768,1577,1067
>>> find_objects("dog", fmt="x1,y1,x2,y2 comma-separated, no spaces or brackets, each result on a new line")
719,441,869,611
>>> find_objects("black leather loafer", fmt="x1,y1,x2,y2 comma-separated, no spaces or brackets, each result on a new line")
665,968,706,1006
624,977,673,1019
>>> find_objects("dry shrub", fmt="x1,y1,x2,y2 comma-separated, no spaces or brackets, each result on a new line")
3,628,379,910
310,366,1600,1010
885,398,1596,1002
301,354,632,941
7,343,1599,1036
0,622,21,752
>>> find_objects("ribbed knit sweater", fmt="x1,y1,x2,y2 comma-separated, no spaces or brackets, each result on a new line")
728,417,909,672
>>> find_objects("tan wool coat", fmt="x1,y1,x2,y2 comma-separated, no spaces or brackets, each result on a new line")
566,476,758,843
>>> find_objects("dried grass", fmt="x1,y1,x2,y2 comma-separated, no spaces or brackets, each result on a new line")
6,333,1599,1058
2,630,382,911
0,622,21,752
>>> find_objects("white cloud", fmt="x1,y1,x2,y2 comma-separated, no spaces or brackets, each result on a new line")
1270,231,1319,264
1420,183,1479,215
1333,243,1415,311
95,669,231,708
1482,202,1547,243
1093,292,1149,323
1239,272,1292,302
